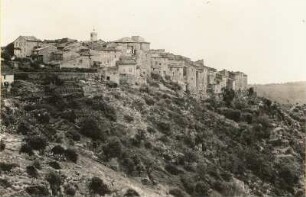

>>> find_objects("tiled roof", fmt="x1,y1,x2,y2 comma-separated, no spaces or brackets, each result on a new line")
22,36,41,42
114,36,149,43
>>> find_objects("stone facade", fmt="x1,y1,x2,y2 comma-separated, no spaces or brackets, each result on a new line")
9,33,248,97
13,36,41,58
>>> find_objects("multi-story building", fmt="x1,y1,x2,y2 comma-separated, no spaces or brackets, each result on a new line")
13,36,42,58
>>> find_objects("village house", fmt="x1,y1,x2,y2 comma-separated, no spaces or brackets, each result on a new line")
233,71,248,91
13,36,42,58
32,44,58,64
194,60,209,97
104,66,119,84
117,56,137,85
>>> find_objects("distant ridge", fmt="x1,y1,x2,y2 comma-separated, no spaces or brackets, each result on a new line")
250,81,306,104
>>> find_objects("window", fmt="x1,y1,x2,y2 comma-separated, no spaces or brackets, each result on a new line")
4,75,6,80
79,59,83,63
129,68,133,72
106,76,110,80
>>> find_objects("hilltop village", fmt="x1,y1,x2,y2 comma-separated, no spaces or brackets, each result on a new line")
1,30,247,97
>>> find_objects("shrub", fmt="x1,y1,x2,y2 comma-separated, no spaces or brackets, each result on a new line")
25,136,47,151
0,162,18,172
144,96,155,106
241,112,253,124
26,165,39,178
0,178,11,188
51,145,65,156
17,122,31,135
106,81,118,88
25,185,49,196
165,164,184,175
194,181,209,197
222,88,235,106
46,171,62,196
80,118,105,140
124,115,134,123
183,150,198,163
48,161,61,169
0,140,5,151
222,108,241,122
61,110,77,123
103,137,123,160
20,143,34,156
88,177,110,196
64,184,76,196
66,130,81,141
156,121,171,135
180,175,195,194
65,149,78,163
33,160,42,170
124,188,140,197
169,188,187,197
34,111,50,123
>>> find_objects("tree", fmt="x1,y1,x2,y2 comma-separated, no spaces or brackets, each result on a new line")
222,88,235,106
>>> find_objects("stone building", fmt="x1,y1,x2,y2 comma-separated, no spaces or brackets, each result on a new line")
233,71,248,91
117,56,137,85
149,49,169,77
13,36,42,58
32,44,58,64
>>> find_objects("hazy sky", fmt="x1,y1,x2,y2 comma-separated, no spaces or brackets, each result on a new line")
1,0,306,84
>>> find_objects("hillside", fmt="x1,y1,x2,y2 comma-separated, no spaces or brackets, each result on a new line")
0,75,305,197
251,81,306,105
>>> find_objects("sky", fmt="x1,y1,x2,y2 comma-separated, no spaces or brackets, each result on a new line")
1,0,306,84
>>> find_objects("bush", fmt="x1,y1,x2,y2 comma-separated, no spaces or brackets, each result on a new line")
194,181,209,197
241,112,253,124
0,178,11,188
221,108,241,122
80,118,105,140
180,175,195,194
20,143,34,156
17,122,31,135
51,145,66,156
88,177,110,196
48,161,61,169
165,164,184,175
156,121,171,135
0,140,5,151
144,96,155,106
124,115,134,123
65,149,78,163
25,185,49,196
66,130,81,141
46,171,62,196
26,165,39,178
61,109,77,123
106,81,118,88
33,160,42,170
64,184,76,196
0,162,18,172
124,188,140,197
169,188,188,197
103,137,123,160
25,136,47,151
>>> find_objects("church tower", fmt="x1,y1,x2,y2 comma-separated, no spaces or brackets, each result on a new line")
90,29,97,42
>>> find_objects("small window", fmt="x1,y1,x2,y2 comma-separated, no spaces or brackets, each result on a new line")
106,76,110,80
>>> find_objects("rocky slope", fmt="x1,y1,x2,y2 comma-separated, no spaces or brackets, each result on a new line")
0,75,305,197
